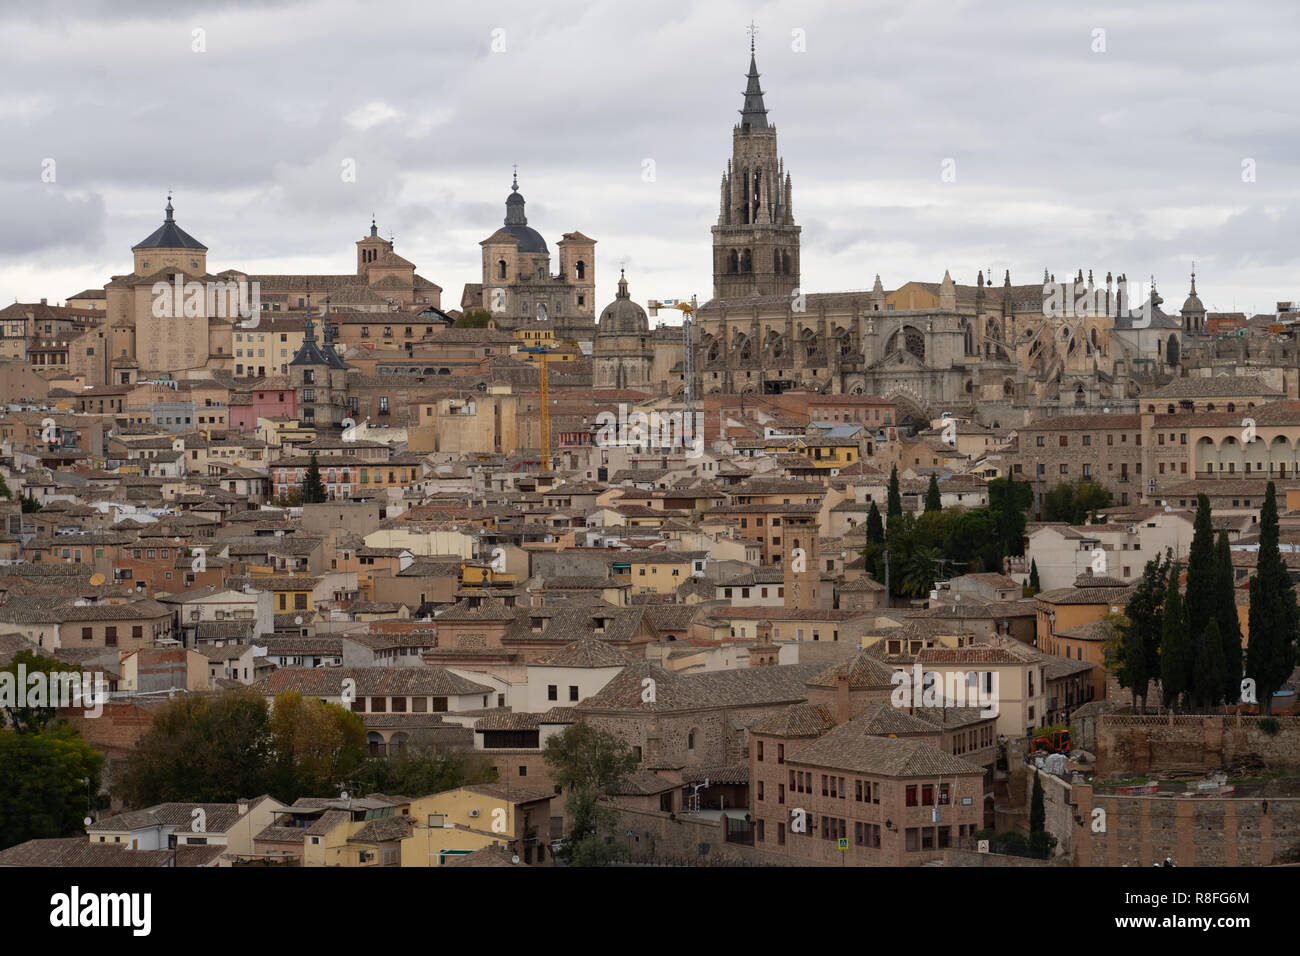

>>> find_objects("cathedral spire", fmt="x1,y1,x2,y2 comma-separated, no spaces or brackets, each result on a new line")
739,35,769,129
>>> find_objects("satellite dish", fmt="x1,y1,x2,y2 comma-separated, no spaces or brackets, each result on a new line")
511,854,520,864
340,791,349,800
83,816,92,827
89,573,105,586
294,616,303,625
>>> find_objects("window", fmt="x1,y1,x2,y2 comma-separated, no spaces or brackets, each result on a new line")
547,685,558,701
568,685,579,701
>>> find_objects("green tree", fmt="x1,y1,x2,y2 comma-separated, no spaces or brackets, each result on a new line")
272,488,304,508
886,464,902,519
1028,769,1053,858
1195,617,1227,711
0,723,104,850
988,475,1030,556
865,502,884,544
1160,562,1191,710
1247,482,1298,714
542,721,639,866
1116,552,1168,712
0,650,86,733
301,453,327,504
0,472,11,499
1027,559,1041,595
351,746,497,797
924,473,942,513
268,692,367,800
454,308,493,328
900,544,941,598
116,689,274,806
1184,494,1217,706
1042,478,1113,524
942,508,1000,573
1213,531,1244,703
21,495,41,513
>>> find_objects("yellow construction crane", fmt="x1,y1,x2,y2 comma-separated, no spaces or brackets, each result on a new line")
647,296,698,419
520,346,554,472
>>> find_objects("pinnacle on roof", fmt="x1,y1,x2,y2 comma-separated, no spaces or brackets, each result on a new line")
133,193,207,251
739,37,769,129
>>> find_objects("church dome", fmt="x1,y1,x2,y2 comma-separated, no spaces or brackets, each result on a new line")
598,271,648,334
500,175,548,254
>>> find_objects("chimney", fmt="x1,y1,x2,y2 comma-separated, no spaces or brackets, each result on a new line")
40,298,47,305
836,672,851,725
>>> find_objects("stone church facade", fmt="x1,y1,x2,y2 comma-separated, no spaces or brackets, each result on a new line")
693,46,1204,426
467,174,597,344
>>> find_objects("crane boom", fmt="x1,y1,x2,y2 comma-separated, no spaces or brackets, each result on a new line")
520,346,553,472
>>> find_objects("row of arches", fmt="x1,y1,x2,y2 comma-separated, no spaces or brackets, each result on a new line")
702,326,857,365
724,248,794,275
1194,434,1300,476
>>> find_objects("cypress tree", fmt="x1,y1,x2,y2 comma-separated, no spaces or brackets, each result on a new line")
1213,531,1244,703
866,501,884,544
997,474,1027,557
924,473,941,513
1120,552,1168,713
1195,617,1226,711
887,464,902,519
1247,482,1298,714
1029,770,1049,857
1184,494,1217,705
1028,559,1041,594
302,452,327,504
1160,561,1191,711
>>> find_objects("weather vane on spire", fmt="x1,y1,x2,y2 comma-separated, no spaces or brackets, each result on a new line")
512,163,519,190
747,20,758,52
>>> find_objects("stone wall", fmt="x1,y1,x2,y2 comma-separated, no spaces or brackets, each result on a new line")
1073,783,1300,867
610,806,817,866
1096,714,1300,777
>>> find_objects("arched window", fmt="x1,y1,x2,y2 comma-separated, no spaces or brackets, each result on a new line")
783,251,792,274
497,259,506,279
741,249,753,273
774,251,781,274
727,249,739,274
575,260,585,280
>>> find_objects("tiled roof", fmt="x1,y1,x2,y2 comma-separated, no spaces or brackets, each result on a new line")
790,720,985,778
255,666,493,698
350,817,415,844
578,662,822,713
532,637,635,668
805,651,898,691
749,703,837,738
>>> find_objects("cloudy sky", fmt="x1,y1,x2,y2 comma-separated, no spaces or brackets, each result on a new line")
2,0,1298,318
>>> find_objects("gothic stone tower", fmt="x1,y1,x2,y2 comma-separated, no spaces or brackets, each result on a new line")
711,42,801,303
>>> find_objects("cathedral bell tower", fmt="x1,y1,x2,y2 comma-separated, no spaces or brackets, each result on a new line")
711,33,801,303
